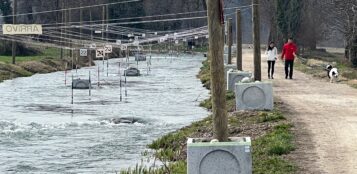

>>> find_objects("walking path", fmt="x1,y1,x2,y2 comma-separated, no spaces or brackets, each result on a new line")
240,49,357,174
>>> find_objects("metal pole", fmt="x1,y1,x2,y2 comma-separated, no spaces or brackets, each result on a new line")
89,71,91,96
71,74,74,104
119,63,122,102
97,65,100,86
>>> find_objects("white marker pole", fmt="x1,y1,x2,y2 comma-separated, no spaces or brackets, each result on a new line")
119,62,122,102
97,65,100,87
107,57,109,77
71,74,74,104
89,71,91,96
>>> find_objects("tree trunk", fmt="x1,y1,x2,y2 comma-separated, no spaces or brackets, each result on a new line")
207,0,228,142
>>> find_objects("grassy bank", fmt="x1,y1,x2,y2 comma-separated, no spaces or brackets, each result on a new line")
121,57,296,174
296,49,357,88
0,47,92,82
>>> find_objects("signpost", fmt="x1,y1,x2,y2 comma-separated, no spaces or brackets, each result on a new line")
104,45,113,53
2,24,43,35
80,49,88,57
96,49,105,58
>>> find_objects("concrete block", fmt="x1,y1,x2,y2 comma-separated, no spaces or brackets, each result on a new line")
224,64,237,80
72,79,91,89
187,137,252,174
235,82,273,110
124,67,140,76
227,70,252,91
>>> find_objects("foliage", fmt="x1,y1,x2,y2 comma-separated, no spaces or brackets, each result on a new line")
0,0,12,23
276,0,303,41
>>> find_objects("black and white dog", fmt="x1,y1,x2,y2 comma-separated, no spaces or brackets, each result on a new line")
325,65,339,83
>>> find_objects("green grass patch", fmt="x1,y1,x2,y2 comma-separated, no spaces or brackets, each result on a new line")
0,47,64,63
121,56,296,174
257,110,286,123
253,124,296,173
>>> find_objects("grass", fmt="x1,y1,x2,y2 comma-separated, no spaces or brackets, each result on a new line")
297,49,357,88
253,124,296,174
0,47,64,63
121,55,296,173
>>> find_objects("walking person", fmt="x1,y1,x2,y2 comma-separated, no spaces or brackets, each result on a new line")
265,41,278,79
281,37,298,79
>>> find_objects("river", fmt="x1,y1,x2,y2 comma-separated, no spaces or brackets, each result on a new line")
0,54,209,173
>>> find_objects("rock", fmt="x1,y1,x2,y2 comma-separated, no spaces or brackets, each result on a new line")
110,117,144,124
241,77,253,83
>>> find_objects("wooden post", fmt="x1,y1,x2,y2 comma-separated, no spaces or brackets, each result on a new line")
227,18,232,64
207,0,228,142
253,0,261,81
11,0,17,64
236,9,243,71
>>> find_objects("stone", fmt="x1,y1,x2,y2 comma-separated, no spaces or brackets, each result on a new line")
72,79,91,89
227,70,252,91
235,82,273,110
124,67,140,76
187,137,252,174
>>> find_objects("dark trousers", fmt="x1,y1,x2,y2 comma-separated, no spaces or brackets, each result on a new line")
267,61,275,77
285,60,294,79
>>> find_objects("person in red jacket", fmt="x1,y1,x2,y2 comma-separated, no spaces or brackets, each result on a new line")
281,37,298,79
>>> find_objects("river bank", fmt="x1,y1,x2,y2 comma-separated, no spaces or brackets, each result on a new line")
121,58,297,173
0,48,94,82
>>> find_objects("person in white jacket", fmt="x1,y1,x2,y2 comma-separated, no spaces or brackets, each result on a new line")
265,41,278,79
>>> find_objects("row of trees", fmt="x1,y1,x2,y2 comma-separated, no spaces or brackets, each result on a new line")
263,0,357,66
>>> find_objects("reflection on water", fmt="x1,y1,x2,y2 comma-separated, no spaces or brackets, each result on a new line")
0,54,209,173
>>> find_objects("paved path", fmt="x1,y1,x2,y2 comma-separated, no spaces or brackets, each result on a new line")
240,49,357,174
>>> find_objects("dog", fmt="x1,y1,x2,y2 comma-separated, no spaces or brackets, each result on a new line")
325,64,339,83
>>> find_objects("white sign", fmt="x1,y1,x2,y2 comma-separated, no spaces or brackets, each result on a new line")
104,45,112,53
116,40,122,45
154,32,158,35
195,36,199,39
80,49,88,57
206,35,209,39
90,43,96,49
94,30,102,34
3,24,42,35
96,49,105,58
